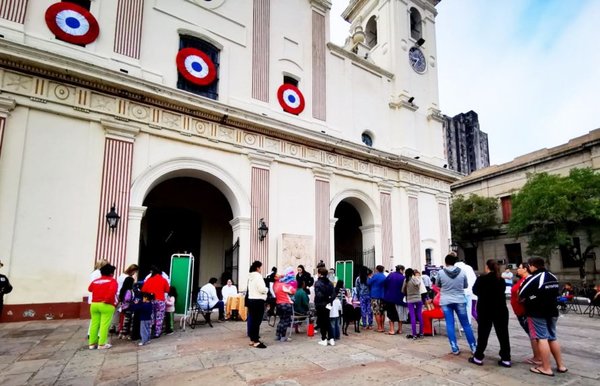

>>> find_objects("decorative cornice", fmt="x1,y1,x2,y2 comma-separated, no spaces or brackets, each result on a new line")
405,185,421,198
328,43,394,80
378,181,394,194
0,39,459,186
128,206,147,220
435,192,451,204
230,216,251,231
427,107,445,123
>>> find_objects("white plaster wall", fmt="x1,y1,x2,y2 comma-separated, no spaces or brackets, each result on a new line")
1,109,104,303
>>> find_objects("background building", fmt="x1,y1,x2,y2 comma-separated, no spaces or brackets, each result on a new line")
451,129,600,282
444,110,490,175
0,0,456,321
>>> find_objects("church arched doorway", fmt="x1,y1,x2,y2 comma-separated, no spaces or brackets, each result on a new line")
139,177,234,289
334,200,365,272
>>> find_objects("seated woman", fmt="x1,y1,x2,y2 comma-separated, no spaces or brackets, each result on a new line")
557,282,574,310
222,279,238,304
422,285,444,336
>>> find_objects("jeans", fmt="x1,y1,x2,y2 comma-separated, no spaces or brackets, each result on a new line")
140,320,152,344
330,317,340,340
441,302,477,353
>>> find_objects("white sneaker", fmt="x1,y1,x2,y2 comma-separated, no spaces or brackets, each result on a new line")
318,339,328,346
328,339,335,346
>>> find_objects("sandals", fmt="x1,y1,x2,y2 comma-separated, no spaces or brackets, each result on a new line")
557,368,568,373
530,367,554,377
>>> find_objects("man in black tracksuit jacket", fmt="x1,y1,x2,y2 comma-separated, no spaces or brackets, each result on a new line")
518,257,567,376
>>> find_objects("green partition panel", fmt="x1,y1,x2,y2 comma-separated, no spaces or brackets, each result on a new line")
335,260,353,289
170,254,194,314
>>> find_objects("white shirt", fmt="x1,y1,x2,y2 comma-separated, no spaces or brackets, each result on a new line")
199,283,219,308
88,269,101,304
455,262,478,299
221,284,238,304
329,297,342,317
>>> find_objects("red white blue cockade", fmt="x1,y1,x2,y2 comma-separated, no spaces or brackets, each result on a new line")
277,84,305,115
45,2,100,45
176,48,217,86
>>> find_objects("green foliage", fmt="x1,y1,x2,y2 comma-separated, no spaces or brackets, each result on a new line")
508,168,600,259
450,194,500,249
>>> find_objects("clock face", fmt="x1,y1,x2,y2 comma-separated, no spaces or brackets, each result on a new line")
409,47,426,74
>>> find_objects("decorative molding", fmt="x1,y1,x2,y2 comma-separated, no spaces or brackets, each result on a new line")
313,167,333,181
230,216,251,232
101,119,141,141
128,206,147,220
427,107,445,123
389,94,418,111
405,185,421,198
377,181,394,193
310,0,332,14
248,152,274,169
327,43,394,80
435,192,451,204
0,96,16,116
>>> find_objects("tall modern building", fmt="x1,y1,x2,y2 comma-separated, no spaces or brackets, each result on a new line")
0,0,457,321
444,110,490,175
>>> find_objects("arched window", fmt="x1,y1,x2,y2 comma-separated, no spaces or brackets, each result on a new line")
177,35,220,100
410,8,422,40
365,16,378,48
361,132,373,147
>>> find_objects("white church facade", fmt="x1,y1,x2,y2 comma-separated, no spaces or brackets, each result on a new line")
0,0,456,321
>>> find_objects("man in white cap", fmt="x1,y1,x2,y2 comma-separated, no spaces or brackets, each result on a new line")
0,260,14,320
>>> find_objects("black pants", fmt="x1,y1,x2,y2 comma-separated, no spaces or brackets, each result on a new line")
474,308,511,362
247,299,265,342
165,311,173,333
316,305,332,341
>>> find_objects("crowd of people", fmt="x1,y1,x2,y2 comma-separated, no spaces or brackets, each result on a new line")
81,254,600,378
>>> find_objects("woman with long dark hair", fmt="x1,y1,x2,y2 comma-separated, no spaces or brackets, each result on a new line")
469,259,511,367
354,266,373,329
247,260,268,348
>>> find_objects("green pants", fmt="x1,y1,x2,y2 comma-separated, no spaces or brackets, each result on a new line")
89,302,115,346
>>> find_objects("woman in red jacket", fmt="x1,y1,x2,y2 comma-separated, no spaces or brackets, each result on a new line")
88,264,118,349
142,266,170,338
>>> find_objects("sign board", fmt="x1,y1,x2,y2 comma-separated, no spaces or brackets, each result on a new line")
169,254,194,315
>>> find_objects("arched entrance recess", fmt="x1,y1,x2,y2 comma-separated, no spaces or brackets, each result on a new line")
330,190,380,275
128,158,251,287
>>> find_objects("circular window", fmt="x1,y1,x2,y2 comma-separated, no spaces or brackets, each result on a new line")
361,132,373,147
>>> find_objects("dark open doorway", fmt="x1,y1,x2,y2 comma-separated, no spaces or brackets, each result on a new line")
334,200,364,273
139,177,234,290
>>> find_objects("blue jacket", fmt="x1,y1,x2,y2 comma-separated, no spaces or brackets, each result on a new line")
383,272,406,305
367,272,386,299
130,301,153,321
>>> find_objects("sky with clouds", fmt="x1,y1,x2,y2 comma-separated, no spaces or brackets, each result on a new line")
330,0,600,165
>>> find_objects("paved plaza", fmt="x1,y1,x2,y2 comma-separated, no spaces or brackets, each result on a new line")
1,309,598,386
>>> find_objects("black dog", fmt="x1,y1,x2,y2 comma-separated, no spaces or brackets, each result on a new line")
342,303,361,335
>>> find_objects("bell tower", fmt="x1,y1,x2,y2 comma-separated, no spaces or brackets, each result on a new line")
341,0,445,164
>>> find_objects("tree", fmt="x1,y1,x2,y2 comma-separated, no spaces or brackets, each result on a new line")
508,168,600,281
450,194,500,251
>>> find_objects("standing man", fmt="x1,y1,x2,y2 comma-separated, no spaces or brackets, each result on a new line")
383,265,407,335
0,260,13,320
367,265,387,333
519,257,567,377
456,259,478,325
502,267,514,295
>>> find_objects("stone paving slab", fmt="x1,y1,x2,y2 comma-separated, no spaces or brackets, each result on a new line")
0,310,598,385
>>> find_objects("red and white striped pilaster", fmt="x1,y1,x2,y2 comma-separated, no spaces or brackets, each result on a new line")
250,166,270,267
315,178,330,267
407,190,421,269
252,0,270,102
311,9,326,121
437,194,450,259
114,0,144,59
0,0,28,24
380,192,393,270
94,138,134,274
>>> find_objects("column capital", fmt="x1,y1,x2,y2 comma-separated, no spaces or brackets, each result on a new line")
405,185,421,198
313,167,333,181
230,216,251,231
378,181,394,194
0,96,16,117
310,0,332,14
101,119,140,142
435,192,451,204
128,205,147,220
248,152,274,169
